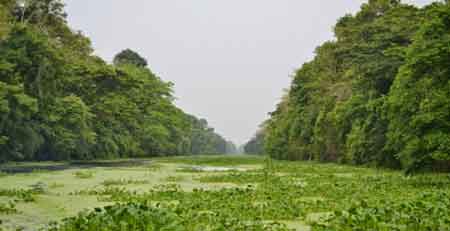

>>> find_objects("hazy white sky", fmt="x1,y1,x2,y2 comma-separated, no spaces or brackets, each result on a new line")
64,0,434,145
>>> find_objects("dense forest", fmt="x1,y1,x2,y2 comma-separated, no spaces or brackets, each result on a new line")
0,0,236,162
245,0,450,173
1,1,450,230
243,123,265,155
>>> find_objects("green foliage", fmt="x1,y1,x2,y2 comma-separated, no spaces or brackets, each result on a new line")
0,1,234,162
46,200,290,231
42,156,450,231
186,115,234,155
261,1,449,173
318,192,450,231
44,95,96,160
0,188,37,202
46,203,186,231
113,49,148,67
0,201,17,214
0,3,10,39
0,81,41,162
244,124,266,155
386,3,450,173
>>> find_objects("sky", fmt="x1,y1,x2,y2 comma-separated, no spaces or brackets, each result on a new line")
63,0,434,145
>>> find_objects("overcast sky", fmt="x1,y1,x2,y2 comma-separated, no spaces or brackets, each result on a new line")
64,0,433,145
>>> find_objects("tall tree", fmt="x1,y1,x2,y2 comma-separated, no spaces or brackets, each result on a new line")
113,49,148,67
386,2,450,173
0,1,229,162
262,1,449,173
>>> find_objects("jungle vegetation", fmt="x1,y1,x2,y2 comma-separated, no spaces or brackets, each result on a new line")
246,0,450,173
0,0,236,162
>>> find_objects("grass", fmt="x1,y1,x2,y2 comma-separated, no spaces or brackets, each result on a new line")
0,155,449,230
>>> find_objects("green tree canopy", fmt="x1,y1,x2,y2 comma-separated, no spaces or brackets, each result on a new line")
113,49,148,67
260,1,450,173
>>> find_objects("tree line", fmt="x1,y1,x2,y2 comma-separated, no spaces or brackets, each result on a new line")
245,0,449,173
0,0,236,162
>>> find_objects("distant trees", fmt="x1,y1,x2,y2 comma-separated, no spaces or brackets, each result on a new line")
226,141,238,154
257,1,450,173
0,1,234,162
244,124,266,155
186,115,236,155
113,49,148,67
